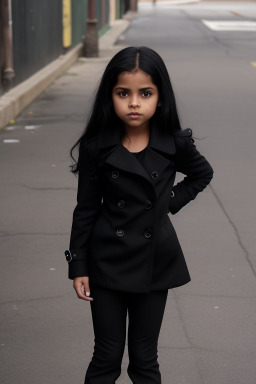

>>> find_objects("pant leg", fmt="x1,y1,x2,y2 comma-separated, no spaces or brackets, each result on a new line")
84,284,128,384
127,289,168,384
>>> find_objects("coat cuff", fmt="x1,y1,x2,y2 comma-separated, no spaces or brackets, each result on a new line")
168,187,190,215
66,248,89,279
68,260,89,279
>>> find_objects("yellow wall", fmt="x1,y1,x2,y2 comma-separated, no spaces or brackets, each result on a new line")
110,0,117,23
63,0,72,47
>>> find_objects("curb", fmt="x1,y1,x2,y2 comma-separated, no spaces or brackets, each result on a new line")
0,19,130,130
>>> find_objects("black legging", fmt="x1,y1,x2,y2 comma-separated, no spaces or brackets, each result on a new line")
84,283,168,384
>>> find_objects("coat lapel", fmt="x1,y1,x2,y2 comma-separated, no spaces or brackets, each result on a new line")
98,120,176,186
105,143,153,183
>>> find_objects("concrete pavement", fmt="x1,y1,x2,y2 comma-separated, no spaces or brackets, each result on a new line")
1,1,256,384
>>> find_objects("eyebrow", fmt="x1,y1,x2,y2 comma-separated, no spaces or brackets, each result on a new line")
114,87,155,91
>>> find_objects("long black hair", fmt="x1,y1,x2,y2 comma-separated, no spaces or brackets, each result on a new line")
70,46,182,174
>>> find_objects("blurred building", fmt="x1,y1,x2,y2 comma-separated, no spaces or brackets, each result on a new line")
0,0,131,95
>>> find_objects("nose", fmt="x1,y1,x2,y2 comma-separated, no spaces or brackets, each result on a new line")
129,94,140,108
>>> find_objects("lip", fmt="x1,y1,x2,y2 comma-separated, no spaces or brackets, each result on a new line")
127,113,142,118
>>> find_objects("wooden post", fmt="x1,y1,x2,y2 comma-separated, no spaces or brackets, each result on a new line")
83,0,99,57
1,0,15,91
129,0,138,12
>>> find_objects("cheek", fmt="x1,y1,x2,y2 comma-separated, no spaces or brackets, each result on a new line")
145,99,159,115
112,98,123,114
112,99,119,115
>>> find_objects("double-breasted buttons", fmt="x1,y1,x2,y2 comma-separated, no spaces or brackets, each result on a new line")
144,228,152,239
151,171,159,180
116,228,124,237
144,200,153,209
112,170,119,179
117,200,125,208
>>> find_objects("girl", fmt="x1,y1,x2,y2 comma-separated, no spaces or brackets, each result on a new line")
65,46,213,384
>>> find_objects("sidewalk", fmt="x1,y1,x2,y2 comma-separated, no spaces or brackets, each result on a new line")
0,17,131,130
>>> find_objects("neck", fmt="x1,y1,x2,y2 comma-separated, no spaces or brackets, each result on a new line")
123,123,149,140
121,123,150,152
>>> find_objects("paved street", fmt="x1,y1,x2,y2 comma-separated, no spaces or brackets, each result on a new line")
1,1,256,383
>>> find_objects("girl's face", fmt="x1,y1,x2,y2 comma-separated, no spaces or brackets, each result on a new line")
112,68,160,131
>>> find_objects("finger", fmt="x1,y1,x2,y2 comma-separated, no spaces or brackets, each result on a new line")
80,282,93,300
73,280,93,301
76,286,93,301
84,281,91,298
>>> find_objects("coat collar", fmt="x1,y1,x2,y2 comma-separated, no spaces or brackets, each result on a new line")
96,120,176,196
98,120,176,155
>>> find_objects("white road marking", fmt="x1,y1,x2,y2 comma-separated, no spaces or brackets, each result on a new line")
158,0,201,4
202,20,256,31
139,0,201,7
24,125,40,130
3,139,20,143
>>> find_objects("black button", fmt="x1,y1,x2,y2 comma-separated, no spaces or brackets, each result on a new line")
116,228,124,237
144,200,152,209
151,171,159,180
64,250,72,262
117,200,125,208
144,228,152,239
112,170,119,179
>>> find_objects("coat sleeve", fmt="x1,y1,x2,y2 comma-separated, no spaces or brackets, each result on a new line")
68,139,102,279
168,129,214,215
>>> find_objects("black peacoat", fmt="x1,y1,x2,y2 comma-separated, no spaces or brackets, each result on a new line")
66,121,214,293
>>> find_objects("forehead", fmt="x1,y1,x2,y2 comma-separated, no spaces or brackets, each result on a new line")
115,69,155,87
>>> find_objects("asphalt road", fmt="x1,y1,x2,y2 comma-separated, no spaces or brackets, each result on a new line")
1,2,256,383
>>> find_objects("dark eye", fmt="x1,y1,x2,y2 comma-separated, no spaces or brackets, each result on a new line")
118,91,128,98
141,91,152,97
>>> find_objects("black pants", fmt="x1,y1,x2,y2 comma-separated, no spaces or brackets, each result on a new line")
84,283,168,384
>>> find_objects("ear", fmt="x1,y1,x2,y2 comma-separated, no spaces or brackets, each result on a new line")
157,100,162,107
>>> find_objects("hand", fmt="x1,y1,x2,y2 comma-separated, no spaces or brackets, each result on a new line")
73,276,93,301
